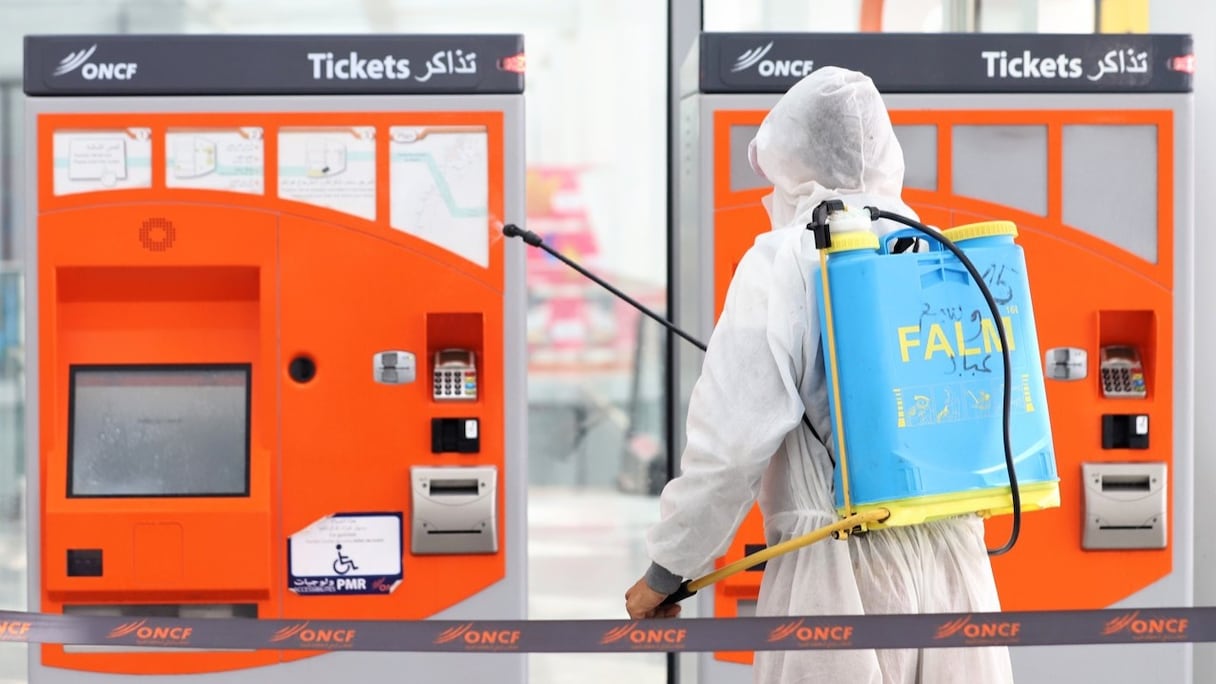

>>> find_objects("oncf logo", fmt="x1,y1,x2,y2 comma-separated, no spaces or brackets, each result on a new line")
1103,611,1189,639
767,619,854,646
600,623,687,648
434,623,522,649
53,46,97,76
732,42,773,72
0,621,31,642
270,622,356,646
731,42,816,78
935,615,1021,641
108,620,193,643
52,45,139,80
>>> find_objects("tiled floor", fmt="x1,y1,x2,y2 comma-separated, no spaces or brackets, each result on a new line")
527,487,668,682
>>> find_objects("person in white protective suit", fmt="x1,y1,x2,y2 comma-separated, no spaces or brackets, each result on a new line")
625,66,1016,684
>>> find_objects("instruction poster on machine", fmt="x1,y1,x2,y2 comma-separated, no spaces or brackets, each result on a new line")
166,127,265,195
278,126,377,220
52,128,152,196
389,125,490,267
287,512,404,596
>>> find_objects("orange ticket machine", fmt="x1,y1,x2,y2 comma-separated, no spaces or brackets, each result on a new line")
22,34,528,682
673,33,1194,684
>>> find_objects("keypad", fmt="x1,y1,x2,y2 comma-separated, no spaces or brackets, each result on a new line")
1102,366,1145,397
434,369,477,400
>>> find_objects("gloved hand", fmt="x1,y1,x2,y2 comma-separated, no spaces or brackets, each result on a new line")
625,577,681,619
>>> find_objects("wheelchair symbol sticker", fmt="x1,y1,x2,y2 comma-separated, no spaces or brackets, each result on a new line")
333,544,359,575
287,512,404,596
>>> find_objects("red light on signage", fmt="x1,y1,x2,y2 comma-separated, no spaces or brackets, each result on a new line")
1170,54,1195,74
498,53,526,74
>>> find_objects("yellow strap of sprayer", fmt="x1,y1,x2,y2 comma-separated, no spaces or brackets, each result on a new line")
818,248,852,518
686,508,888,592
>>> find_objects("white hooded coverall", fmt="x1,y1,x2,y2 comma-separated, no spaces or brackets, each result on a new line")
644,67,1016,683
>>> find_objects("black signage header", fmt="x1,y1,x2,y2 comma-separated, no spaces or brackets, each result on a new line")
24,34,525,96
697,32,1193,94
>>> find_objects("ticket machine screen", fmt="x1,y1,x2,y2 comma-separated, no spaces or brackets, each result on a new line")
67,364,251,498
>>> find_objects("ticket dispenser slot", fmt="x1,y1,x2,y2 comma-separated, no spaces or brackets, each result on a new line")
410,466,498,554
1082,462,1167,550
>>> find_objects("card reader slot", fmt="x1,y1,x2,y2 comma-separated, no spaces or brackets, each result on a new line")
1097,524,1156,530
1101,475,1151,492
428,479,480,496
425,529,485,535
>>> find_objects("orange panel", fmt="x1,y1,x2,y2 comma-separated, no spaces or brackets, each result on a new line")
38,204,279,675
35,110,508,674
276,213,506,628
706,108,1175,665
910,198,1174,613
710,507,767,665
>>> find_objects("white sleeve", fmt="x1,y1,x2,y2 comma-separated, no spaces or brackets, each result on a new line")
645,239,809,580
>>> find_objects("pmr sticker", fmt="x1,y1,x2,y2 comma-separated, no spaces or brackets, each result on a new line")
288,512,404,595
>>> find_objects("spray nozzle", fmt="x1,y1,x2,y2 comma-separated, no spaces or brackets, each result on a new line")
807,201,875,250
807,200,846,250
502,223,543,247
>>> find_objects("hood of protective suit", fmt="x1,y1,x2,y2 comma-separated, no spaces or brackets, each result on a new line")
749,66,907,232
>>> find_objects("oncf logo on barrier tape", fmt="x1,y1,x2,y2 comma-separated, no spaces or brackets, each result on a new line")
934,615,1022,644
767,619,854,648
108,620,193,646
434,623,522,651
1102,611,1190,642
600,623,687,650
270,622,357,649
0,621,31,642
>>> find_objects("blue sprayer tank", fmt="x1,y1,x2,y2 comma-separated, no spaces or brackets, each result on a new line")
813,214,1059,528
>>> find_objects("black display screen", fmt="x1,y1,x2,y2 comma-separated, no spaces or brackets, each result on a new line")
67,364,251,498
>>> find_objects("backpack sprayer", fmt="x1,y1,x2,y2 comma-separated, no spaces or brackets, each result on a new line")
503,200,1059,607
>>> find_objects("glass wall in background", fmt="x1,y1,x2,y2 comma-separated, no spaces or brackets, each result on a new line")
0,1,666,682
0,24,29,682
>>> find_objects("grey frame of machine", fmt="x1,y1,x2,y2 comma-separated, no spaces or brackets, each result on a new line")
672,32,1194,684
22,34,529,684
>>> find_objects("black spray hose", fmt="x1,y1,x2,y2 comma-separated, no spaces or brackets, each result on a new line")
501,223,826,445
502,224,707,353
864,208,1021,556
